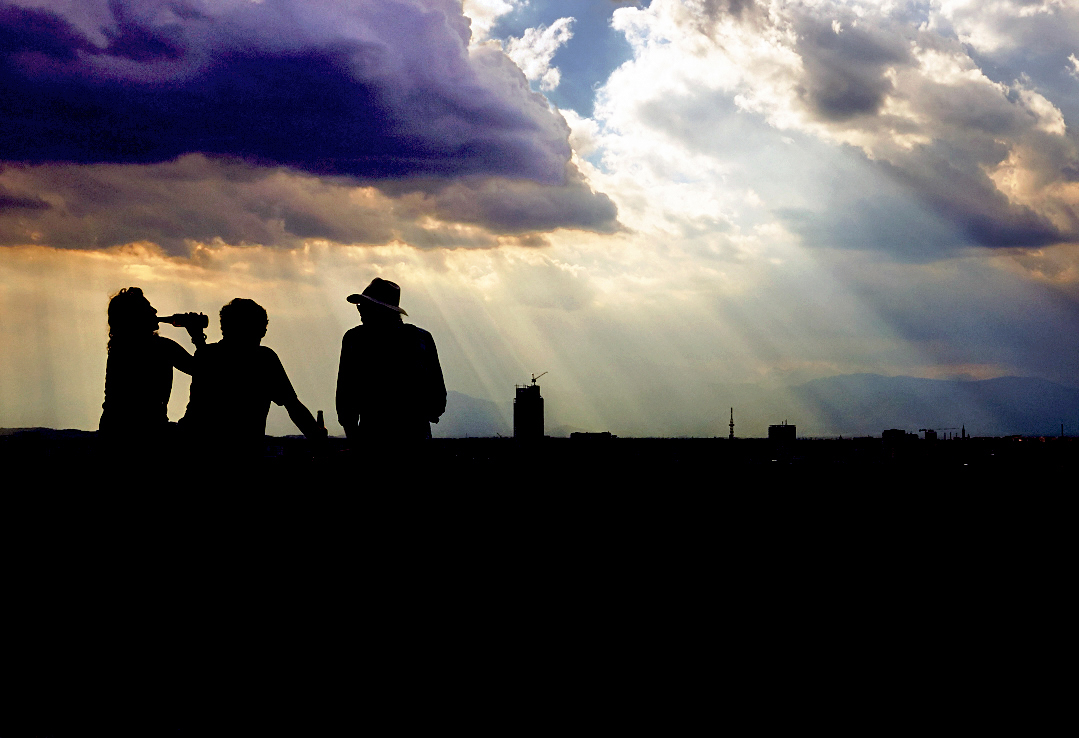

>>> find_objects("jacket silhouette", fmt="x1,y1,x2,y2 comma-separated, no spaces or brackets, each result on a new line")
336,279,446,442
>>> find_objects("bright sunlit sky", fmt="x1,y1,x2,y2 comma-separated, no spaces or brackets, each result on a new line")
2,0,1079,437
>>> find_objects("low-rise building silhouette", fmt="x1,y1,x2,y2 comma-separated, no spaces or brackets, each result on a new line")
882,428,918,444
768,421,796,443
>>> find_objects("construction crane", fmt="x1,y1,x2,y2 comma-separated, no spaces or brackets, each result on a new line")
531,371,548,385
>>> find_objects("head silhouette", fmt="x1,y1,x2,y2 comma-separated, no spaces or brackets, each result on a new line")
358,301,403,327
220,298,268,344
349,278,405,326
107,287,157,351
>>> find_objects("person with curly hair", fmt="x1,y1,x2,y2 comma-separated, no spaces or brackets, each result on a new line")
181,297,324,458
99,287,202,441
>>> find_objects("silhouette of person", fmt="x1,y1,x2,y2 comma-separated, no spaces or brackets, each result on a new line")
181,298,324,458
99,287,201,444
336,278,446,443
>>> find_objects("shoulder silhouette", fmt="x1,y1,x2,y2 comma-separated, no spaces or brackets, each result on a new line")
182,298,324,458
336,278,447,444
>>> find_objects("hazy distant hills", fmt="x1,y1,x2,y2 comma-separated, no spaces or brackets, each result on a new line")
792,374,1079,437
433,391,511,438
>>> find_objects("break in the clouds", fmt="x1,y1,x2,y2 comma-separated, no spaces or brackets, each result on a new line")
461,0,519,43
503,16,574,91
599,0,1079,253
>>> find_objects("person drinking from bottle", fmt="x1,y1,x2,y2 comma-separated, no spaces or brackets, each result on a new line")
98,287,205,446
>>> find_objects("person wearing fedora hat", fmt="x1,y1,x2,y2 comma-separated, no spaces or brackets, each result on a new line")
337,278,446,443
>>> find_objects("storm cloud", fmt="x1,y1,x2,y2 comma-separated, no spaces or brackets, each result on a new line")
0,0,570,183
0,0,621,253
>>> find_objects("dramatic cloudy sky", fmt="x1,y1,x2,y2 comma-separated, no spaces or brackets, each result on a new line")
3,0,1078,437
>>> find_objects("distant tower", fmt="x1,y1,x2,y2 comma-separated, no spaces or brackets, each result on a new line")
729,408,735,440
514,372,546,440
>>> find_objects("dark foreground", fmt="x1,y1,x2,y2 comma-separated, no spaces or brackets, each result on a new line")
1,429,1069,735
4,427,1076,486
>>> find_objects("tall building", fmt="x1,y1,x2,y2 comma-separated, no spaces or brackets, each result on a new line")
768,420,796,462
768,421,796,443
514,376,544,439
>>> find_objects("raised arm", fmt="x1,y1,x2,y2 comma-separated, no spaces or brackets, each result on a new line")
160,313,206,373
185,320,207,350
164,337,195,376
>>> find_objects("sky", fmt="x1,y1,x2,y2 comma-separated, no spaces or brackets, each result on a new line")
2,0,1079,438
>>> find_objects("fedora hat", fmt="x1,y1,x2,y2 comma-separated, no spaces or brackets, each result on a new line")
347,278,408,315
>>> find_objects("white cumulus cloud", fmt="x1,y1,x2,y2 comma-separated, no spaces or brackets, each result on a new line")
594,0,1079,251
504,16,575,91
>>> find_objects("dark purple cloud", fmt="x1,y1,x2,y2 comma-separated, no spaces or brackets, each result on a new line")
0,0,572,184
